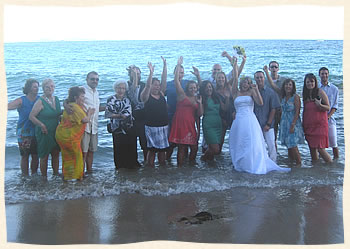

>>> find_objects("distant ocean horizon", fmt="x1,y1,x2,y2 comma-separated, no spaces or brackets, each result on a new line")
4,39,344,204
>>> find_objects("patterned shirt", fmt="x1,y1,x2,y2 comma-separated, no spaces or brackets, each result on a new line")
105,95,133,134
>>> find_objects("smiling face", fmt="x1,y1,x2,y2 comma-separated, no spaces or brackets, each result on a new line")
215,72,226,87
151,79,161,95
115,83,127,98
75,93,85,106
239,78,250,92
319,69,329,85
30,82,39,95
42,80,55,97
204,82,213,96
305,77,316,90
254,72,265,89
186,82,197,97
284,81,294,94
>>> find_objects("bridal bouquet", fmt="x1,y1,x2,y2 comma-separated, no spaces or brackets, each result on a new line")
232,46,246,57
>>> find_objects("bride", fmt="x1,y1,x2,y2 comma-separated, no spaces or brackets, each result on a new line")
229,57,290,174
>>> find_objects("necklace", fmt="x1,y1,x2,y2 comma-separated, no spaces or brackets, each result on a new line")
44,96,54,106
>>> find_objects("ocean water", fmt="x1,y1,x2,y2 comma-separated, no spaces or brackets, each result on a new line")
4,40,344,204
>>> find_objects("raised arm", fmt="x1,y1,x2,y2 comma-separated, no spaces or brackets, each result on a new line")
190,66,202,87
8,97,23,110
140,62,154,103
231,57,239,97
160,56,167,94
238,56,246,77
174,56,186,101
29,99,48,134
263,65,282,96
250,84,263,106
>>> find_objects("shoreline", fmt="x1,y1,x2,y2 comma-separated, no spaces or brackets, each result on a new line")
5,185,343,245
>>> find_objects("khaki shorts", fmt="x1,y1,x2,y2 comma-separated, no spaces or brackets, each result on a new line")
81,132,98,153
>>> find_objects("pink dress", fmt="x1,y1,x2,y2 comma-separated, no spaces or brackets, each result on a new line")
302,101,329,148
169,97,199,145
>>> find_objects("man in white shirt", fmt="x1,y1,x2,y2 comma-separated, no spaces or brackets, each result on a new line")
319,67,339,159
82,71,103,173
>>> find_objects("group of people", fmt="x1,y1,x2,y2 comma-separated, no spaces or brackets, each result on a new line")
8,51,340,179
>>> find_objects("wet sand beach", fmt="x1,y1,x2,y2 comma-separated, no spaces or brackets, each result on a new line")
6,185,343,245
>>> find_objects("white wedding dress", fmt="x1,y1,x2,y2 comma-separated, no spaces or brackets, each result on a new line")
229,96,290,174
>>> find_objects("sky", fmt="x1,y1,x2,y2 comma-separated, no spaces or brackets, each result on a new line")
3,3,344,42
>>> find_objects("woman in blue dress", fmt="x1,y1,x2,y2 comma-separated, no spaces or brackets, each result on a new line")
8,79,40,175
263,66,304,165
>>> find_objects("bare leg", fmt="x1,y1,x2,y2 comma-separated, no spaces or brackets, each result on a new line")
40,155,49,177
158,151,166,165
177,144,186,166
318,148,332,163
287,149,294,161
166,145,174,160
189,144,198,162
290,147,301,165
51,149,60,175
146,150,156,167
30,154,39,174
85,151,94,173
333,147,339,159
309,147,319,162
20,155,29,176
143,149,148,162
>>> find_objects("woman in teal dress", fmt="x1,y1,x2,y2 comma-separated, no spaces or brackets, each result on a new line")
199,81,222,161
29,79,62,177
263,66,304,165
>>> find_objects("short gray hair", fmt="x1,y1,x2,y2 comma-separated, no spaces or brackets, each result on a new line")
42,79,55,90
113,79,128,92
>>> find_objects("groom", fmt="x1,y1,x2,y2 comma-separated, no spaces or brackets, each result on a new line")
253,71,280,162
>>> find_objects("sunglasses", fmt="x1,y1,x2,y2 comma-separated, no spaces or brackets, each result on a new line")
270,65,279,69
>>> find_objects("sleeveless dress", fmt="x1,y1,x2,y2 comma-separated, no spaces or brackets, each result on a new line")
302,101,329,148
279,95,304,148
229,96,290,174
17,96,40,152
55,103,86,180
202,98,222,144
35,96,61,158
169,97,199,145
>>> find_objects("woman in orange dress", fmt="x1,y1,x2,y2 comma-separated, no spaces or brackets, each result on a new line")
55,87,95,180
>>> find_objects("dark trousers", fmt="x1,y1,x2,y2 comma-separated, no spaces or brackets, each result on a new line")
112,128,139,169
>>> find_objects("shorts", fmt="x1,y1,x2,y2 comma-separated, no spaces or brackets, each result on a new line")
18,136,37,156
328,123,338,148
81,132,98,153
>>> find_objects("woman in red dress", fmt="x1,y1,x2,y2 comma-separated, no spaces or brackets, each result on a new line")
302,73,332,163
169,56,203,165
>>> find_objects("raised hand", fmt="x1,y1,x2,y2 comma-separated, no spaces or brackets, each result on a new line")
147,62,155,74
221,51,229,58
263,65,269,73
190,66,200,77
177,56,183,65
161,56,166,65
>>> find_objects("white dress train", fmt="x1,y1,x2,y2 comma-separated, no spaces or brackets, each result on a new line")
229,96,290,174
